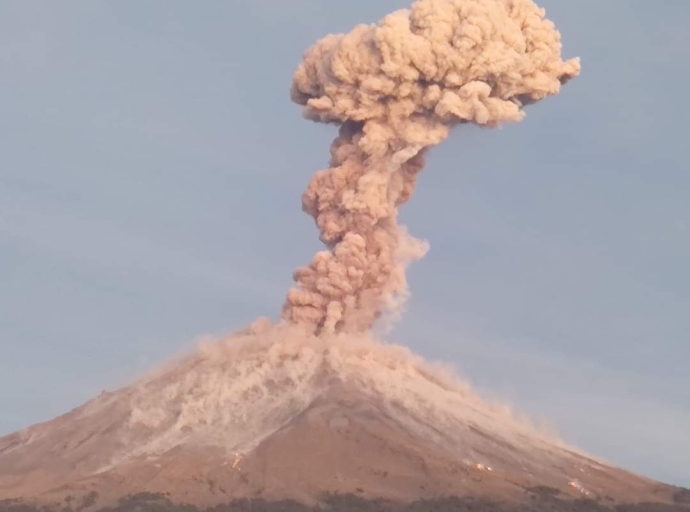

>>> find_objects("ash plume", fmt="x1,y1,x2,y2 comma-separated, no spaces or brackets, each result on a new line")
282,0,580,336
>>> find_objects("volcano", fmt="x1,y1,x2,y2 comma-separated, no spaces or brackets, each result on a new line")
3,0,687,510
1,322,688,512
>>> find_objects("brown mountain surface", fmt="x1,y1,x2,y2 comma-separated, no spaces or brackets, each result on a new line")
0,323,687,512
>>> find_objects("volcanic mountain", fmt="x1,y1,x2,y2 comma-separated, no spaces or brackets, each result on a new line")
3,0,687,510
1,321,688,512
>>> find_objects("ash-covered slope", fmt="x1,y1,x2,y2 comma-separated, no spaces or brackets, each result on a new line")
0,321,683,510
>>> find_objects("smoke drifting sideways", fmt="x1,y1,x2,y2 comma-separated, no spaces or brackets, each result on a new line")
281,0,580,336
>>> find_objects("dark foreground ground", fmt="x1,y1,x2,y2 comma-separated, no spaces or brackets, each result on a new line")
2,488,689,512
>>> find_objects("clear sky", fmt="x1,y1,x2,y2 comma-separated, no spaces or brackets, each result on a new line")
1,0,688,487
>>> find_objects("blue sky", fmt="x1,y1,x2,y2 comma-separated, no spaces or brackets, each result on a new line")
1,0,688,487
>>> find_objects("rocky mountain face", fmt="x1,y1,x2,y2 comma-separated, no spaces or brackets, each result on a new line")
1,322,687,512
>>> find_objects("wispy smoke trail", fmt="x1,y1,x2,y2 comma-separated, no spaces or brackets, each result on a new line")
282,0,580,335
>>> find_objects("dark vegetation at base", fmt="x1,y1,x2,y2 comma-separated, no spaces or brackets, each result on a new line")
674,488,690,505
2,490,689,512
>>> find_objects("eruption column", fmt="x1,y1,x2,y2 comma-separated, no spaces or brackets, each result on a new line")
282,0,580,336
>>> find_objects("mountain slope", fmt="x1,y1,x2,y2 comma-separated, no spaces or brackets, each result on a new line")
0,322,685,510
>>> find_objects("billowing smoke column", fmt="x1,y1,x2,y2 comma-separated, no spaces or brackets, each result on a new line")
282,0,580,336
